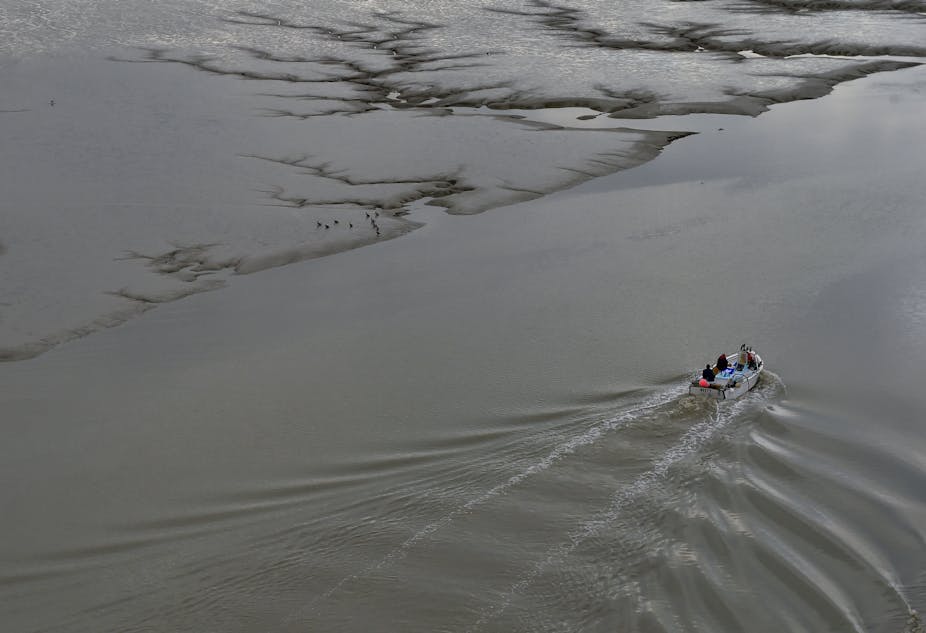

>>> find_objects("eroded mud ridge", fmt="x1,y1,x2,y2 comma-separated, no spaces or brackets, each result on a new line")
0,0,923,360
145,3,925,114
122,0,922,221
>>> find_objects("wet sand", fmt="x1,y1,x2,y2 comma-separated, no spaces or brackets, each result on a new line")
0,52,697,362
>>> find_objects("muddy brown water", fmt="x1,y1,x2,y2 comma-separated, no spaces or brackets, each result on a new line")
2,42,926,633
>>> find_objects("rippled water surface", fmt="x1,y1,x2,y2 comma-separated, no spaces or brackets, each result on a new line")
2,1,926,632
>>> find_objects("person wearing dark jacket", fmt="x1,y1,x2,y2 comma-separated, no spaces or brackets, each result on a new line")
702,365,716,382
716,353,728,372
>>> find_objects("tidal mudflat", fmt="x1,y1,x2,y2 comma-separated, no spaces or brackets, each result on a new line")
2,2,926,632
1,0,923,360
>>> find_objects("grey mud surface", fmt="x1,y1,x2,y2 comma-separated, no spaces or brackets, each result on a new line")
0,0,923,361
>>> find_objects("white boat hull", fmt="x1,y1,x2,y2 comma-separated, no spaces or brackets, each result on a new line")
688,351,763,401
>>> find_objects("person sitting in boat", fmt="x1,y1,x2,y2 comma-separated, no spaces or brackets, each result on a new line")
736,350,748,371
747,350,757,370
701,364,715,383
716,353,728,373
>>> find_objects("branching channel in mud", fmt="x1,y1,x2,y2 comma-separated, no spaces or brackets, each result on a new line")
9,0,920,363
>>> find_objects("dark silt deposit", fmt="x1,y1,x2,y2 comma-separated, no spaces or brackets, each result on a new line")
1,1,925,632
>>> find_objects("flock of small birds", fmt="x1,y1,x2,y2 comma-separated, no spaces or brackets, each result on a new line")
50,94,389,241
316,211,382,237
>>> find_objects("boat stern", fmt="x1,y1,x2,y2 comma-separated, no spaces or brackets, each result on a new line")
688,384,726,399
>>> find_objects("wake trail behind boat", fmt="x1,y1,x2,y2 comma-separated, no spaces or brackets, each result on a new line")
298,384,690,617
467,383,778,632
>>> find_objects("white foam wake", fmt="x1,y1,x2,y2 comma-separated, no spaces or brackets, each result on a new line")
466,392,759,631
298,385,688,616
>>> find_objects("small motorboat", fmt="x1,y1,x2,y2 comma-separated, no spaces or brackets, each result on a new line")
689,344,763,400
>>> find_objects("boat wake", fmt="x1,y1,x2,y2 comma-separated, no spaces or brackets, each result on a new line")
297,376,788,624
467,378,782,631
298,383,694,617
